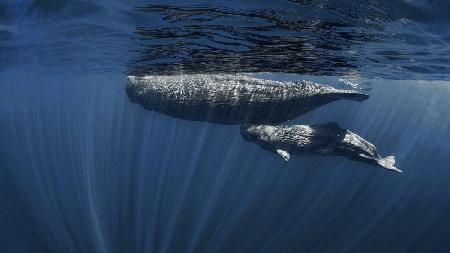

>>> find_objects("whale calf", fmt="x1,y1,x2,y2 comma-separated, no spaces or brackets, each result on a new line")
126,74,369,124
240,123,401,173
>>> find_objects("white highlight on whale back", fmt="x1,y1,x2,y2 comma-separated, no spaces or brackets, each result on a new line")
343,131,377,157
247,124,314,146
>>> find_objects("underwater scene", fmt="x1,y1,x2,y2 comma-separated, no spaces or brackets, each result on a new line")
1,0,450,252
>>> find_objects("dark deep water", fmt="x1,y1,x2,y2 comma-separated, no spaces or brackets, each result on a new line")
1,1,450,252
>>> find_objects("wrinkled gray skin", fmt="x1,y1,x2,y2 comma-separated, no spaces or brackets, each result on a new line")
126,74,368,124
241,123,401,173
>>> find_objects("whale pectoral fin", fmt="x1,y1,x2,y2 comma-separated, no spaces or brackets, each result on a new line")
276,149,291,161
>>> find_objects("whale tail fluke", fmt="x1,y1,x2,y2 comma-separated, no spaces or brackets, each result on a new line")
377,155,402,173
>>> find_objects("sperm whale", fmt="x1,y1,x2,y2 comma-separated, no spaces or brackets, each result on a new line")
126,74,369,124
240,122,401,173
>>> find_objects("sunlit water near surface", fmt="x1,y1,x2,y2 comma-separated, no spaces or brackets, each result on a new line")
1,0,450,252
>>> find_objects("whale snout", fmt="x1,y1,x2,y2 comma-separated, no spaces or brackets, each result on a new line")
240,124,255,141
126,76,141,103
126,75,137,85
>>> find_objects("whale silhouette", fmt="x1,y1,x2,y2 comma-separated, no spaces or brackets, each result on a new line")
240,122,401,173
126,74,368,124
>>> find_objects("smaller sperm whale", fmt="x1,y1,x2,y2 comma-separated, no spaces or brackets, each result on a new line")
126,74,369,124
240,123,401,173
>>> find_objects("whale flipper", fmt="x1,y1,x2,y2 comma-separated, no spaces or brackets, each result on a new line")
276,149,291,161
377,155,401,173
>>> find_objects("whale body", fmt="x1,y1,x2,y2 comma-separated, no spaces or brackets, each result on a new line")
126,74,369,124
240,122,401,173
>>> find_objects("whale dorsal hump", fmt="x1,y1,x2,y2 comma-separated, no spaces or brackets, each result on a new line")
276,149,291,161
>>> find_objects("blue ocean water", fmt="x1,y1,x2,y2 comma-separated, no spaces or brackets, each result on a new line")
1,1,450,252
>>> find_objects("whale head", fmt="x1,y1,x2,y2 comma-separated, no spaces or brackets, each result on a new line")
240,124,297,161
126,76,141,103
126,75,160,111
240,124,267,142
240,124,284,150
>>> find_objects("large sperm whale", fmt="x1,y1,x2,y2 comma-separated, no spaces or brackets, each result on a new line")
126,74,369,124
240,122,401,173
